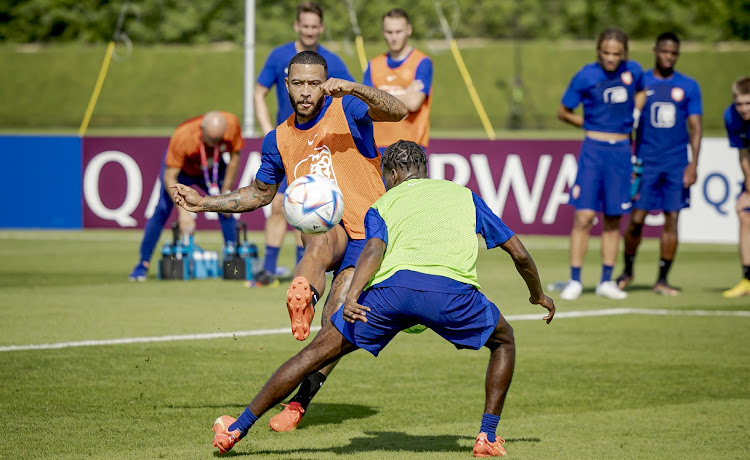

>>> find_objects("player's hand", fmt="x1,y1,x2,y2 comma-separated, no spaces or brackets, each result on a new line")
321,78,355,98
406,80,425,93
530,294,556,324
683,162,698,188
171,184,205,213
342,298,370,323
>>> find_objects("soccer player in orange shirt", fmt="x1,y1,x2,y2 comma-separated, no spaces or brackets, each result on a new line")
172,51,407,436
363,8,432,152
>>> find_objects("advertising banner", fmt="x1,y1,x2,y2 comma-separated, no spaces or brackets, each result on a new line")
0,135,82,229
77,136,743,243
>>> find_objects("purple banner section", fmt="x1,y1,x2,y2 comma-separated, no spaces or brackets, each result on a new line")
83,137,645,237
82,137,266,230
427,139,582,235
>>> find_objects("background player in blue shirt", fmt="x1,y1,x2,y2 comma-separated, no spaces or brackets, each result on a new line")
615,32,702,296
207,140,555,456
253,1,355,284
722,76,750,298
556,28,643,301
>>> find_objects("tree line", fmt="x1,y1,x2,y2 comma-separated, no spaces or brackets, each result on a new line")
1,0,748,44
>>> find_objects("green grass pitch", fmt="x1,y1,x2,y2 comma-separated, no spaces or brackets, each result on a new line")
1,230,748,459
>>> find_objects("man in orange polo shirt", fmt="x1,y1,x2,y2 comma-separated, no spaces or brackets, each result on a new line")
128,111,243,281
172,51,407,444
363,8,432,152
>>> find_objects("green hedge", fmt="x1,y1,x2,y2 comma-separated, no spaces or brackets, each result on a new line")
1,40,745,135
1,0,748,44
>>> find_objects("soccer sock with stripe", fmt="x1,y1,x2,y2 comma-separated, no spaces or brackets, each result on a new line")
479,413,501,442
290,371,327,410
228,407,259,439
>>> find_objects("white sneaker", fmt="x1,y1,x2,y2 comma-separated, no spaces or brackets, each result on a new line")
560,280,583,300
595,281,628,300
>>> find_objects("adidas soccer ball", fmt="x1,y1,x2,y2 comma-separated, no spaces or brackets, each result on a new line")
283,174,344,235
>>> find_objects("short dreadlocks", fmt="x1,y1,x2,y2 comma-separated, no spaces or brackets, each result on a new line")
382,140,427,174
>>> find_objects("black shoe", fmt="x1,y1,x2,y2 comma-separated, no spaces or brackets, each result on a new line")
254,270,278,287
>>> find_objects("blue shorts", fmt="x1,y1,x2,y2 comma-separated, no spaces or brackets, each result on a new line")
570,137,632,215
634,162,689,212
330,235,366,277
331,285,500,356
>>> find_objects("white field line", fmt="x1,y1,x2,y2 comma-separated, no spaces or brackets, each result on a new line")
0,232,738,252
1,308,748,353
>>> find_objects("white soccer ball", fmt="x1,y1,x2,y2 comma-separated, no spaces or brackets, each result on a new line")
283,174,344,235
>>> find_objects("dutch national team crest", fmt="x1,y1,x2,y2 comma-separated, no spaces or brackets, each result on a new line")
621,71,633,85
671,87,685,102
293,144,338,184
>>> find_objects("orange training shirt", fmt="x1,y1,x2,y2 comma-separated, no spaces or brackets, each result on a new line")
369,49,432,148
276,98,385,239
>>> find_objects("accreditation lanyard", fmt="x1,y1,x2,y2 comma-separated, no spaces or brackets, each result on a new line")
199,142,221,196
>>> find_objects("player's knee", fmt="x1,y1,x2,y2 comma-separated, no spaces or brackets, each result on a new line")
630,222,644,237
486,319,515,350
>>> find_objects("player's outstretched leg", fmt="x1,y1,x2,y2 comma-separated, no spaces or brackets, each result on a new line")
287,276,317,341
212,323,357,453
272,268,354,431
284,226,347,340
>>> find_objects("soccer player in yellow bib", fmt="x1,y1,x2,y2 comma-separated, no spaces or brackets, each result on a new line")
207,140,555,457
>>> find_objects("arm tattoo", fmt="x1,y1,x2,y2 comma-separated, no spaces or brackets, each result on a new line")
201,180,278,213
351,83,407,122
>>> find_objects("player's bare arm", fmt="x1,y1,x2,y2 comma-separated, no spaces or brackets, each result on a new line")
684,114,703,187
171,180,278,214
253,83,275,136
342,238,386,323
557,104,583,128
740,147,750,193
395,80,427,112
500,235,556,323
162,166,182,202
221,151,242,194
321,78,407,122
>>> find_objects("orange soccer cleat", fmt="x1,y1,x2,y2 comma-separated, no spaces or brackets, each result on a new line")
269,402,305,432
212,415,241,454
473,432,507,457
286,277,315,341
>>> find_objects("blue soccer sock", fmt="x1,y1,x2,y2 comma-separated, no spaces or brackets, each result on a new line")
263,245,280,273
571,266,582,282
296,246,305,265
228,407,258,439
601,265,614,283
479,413,501,442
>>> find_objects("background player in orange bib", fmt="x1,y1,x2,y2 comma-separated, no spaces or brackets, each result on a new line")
363,8,432,152
172,51,407,435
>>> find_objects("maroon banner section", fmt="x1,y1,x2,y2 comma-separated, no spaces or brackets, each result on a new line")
83,137,648,237
82,137,266,230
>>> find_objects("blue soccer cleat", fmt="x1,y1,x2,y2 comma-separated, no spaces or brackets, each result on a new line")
128,262,148,282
